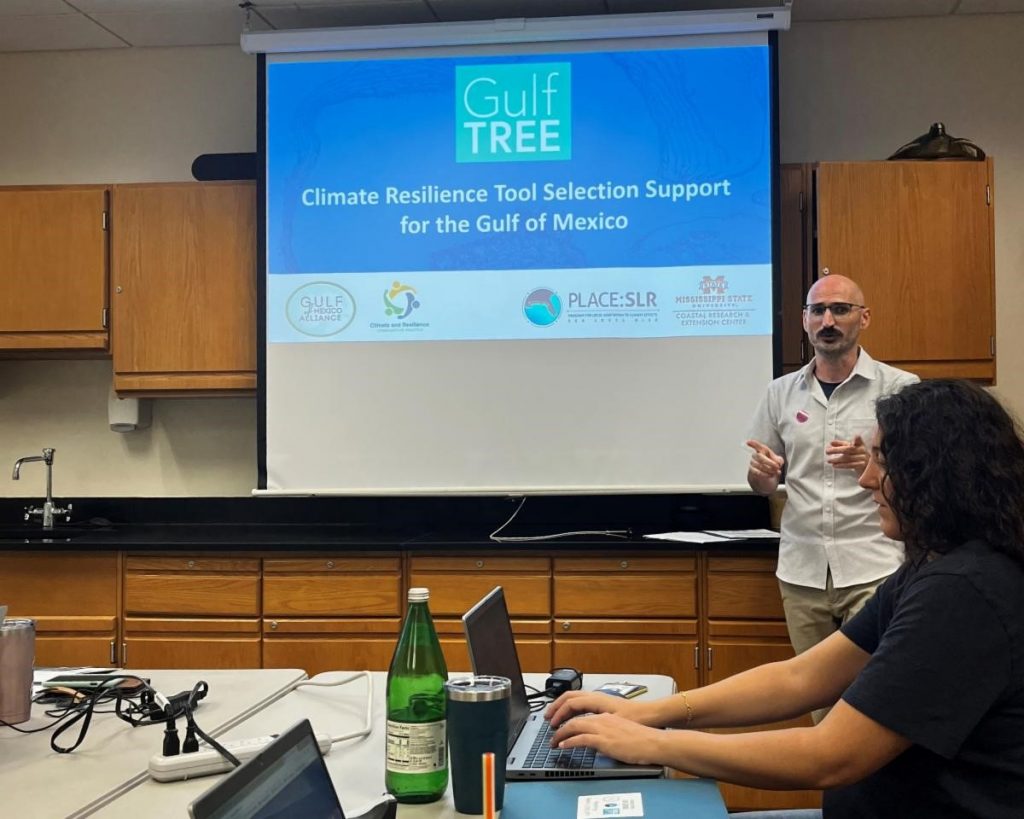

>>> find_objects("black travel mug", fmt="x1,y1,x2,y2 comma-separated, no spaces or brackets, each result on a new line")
445,675,510,814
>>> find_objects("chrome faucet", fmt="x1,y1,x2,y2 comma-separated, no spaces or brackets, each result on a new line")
12,448,72,529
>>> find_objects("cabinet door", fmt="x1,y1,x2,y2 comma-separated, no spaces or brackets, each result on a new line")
111,182,256,393
706,622,819,812
779,164,813,373
0,187,108,351
263,618,400,675
554,619,699,691
0,551,119,666
124,618,262,669
817,160,995,380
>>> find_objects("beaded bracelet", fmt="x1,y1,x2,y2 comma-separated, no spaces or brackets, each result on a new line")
680,690,694,728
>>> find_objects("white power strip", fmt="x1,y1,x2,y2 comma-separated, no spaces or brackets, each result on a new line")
148,732,334,782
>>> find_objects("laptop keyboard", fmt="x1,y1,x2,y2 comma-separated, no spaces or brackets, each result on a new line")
523,719,597,769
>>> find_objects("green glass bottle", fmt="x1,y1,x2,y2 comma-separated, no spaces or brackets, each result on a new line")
385,587,449,803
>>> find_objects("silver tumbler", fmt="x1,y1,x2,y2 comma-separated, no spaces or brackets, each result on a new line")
0,619,35,725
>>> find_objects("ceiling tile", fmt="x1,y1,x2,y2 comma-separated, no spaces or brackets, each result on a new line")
0,0,70,15
792,0,957,22
72,0,241,11
955,0,1024,13
259,2,436,29
429,0,606,22
0,13,127,51
88,8,251,47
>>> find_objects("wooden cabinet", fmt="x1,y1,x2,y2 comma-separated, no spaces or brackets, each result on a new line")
781,160,995,381
262,555,402,676
0,551,119,666
0,186,109,352
122,555,261,668
553,556,699,692
704,555,820,812
409,555,552,673
110,182,256,394
779,165,813,374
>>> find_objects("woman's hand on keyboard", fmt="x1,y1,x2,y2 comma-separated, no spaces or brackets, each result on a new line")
545,690,653,729
548,711,666,766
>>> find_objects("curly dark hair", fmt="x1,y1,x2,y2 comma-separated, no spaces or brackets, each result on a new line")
875,379,1024,565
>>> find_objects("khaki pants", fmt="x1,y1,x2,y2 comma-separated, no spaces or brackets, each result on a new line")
779,571,886,723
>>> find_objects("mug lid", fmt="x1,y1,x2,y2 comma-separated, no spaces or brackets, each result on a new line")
445,675,511,702
0,618,35,631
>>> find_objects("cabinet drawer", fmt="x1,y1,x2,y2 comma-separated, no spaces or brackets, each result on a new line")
263,574,401,617
554,572,697,618
263,637,396,676
124,635,261,669
706,572,785,620
264,556,400,573
554,556,697,573
125,617,260,635
125,574,260,616
410,557,549,573
0,551,118,617
409,571,550,617
707,556,776,574
126,556,260,573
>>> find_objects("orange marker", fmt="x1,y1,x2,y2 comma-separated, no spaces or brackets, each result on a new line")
482,751,496,819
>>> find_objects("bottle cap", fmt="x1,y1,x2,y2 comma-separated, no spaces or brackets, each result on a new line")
408,587,430,602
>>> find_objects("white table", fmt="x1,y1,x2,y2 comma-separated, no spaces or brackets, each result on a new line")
95,672,676,818
0,668,306,819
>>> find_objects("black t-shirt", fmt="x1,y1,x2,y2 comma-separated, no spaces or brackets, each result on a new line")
824,540,1024,818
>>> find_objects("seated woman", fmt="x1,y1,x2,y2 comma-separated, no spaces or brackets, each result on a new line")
547,379,1024,818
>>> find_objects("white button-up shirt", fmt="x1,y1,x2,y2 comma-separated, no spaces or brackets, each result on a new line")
748,348,919,590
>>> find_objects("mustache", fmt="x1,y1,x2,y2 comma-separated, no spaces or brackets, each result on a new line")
817,328,842,338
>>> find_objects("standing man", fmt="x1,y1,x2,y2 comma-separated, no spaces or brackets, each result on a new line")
746,274,918,690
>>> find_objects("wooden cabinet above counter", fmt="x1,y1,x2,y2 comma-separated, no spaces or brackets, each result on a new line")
0,181,257,395
0,186,109,353
111,182,257,395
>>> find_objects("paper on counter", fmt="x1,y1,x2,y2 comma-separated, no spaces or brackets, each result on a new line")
578,792,644,818
643,531,732,544
704,528,780,540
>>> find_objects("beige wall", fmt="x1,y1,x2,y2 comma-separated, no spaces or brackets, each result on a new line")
779,13,1024,409
0,17,1021,496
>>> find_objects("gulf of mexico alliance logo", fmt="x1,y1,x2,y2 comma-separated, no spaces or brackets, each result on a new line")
455,63,572,163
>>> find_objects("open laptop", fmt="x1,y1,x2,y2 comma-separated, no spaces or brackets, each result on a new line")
462,586,663,780
189,720,395,819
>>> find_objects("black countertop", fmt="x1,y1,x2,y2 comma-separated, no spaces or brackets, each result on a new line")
0,495,779,552
0,522,780,552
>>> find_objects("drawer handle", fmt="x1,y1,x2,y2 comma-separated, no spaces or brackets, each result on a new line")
269,621,279,630
326,560,335,569
476,560,484,568
620,560,629,569
561,621,572,631
187,560,196,569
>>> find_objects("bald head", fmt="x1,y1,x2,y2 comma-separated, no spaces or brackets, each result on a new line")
802,273,871,364
806,274,865,307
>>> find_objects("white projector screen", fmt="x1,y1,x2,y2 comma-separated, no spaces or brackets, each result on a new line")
255,14,780,495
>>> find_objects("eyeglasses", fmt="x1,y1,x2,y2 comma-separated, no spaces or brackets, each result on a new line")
803,302,866,318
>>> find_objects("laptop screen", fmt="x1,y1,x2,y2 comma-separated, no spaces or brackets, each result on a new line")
189,719,344,819
462,586,531,752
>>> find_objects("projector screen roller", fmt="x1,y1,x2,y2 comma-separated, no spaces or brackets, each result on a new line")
258,17,779,495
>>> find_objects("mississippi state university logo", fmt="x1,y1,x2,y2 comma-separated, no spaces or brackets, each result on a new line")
523,288,562,326
455,63,572,163
699,275,729,295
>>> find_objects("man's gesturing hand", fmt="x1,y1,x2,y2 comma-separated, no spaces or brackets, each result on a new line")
746,439,784,482
826,434,868,474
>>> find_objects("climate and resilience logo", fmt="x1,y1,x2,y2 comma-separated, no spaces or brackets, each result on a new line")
455,63,572,163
